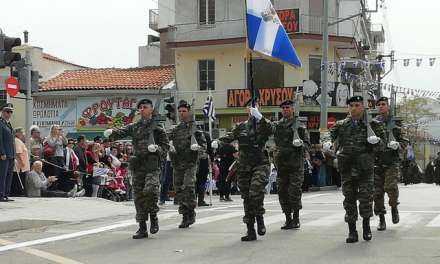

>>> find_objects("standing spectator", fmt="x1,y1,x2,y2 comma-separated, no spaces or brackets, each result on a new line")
62,138,80,192
11,127,30,196
29,125,43,159
424,156,435,184
86,143,105,197
74,135,89,195
0,103,15,202
217,143,236,202
196,130,212,206
43,125,67,178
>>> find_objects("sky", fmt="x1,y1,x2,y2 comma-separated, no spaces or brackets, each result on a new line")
1,0,439,93
0,0,158,68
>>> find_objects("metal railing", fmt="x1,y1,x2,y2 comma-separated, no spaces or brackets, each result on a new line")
299,14,360,39
149,9,159,31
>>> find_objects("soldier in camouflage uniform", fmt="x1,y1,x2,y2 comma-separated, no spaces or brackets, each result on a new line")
273,99,310,230
212,102,272,242
374,97,407,231
104,99,169,239
327,96,386,243
168,100,207,228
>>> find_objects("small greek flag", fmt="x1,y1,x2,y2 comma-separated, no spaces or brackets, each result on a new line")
203,96,216,122
246,0,302,67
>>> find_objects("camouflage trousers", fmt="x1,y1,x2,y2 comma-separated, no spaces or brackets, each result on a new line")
276,163,304,214
236,162,269,223
174,165,197,216
132,167,160,222
338,153,374,223
374,164,400,215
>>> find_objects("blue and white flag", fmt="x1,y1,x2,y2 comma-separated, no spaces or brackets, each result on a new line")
203,96,216,122
246,0,302,67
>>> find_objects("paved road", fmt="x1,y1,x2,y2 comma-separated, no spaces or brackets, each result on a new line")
0,184,439,264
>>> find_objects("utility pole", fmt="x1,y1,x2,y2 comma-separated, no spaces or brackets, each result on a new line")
25,48,32,134
320,0,329,135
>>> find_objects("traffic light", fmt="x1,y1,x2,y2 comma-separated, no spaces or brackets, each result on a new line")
0,34,22,68
163,96,176,122
11,62,41,94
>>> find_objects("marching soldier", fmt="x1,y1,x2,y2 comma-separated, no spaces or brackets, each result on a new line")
212,101,272,241
104,99,169,239
168,100,207,228
273,99,310,230
326,96,386,243
374,97,407,230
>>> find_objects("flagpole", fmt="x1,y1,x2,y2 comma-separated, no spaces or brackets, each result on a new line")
208,89,213,206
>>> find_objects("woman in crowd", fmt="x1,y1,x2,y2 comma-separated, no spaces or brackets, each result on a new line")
43,125,67,179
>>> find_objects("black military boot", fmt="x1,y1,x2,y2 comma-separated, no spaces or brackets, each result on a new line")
281,213,294,230
377,214,386,231
150,213,159,234
132,221,148,239
346,222,358,243
292,210,301,229
362,218,372,241
391,206,400,224
241,218,257,242
188,211,196,226
198,192,209,207
255,215,266,236
178,214,190,228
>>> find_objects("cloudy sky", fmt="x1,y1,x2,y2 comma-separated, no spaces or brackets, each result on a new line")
1,0,438,93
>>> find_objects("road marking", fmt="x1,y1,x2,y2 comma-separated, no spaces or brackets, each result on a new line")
0,212,177,253
303,213,344,227
427,214,440,227
0,239,84,264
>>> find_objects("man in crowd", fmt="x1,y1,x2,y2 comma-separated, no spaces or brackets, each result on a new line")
0,103,15,202
373,97,407,231
327,96,386,243
12,127,30,196
74,135,89,195
105,99,170,239
168,100,207,228
273,99,310,230
213,101,272,242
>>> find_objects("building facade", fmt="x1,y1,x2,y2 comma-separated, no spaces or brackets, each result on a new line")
155,0,385,142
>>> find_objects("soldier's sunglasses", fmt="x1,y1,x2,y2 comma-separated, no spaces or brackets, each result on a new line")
377,103,388,106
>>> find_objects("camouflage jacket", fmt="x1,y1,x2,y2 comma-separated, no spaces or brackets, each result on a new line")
219,117,272,165
168,121,207,168
373,114,408,165
110,118,169,163
330,117,386,157
273,117,310,155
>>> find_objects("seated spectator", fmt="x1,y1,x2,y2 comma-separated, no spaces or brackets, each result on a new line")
26,161,84,198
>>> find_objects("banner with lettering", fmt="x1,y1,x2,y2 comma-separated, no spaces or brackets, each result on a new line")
76,96,150,131
32,98,77,135
227,87,298,107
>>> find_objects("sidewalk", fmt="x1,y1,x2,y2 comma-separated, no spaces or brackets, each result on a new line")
0,197,135,234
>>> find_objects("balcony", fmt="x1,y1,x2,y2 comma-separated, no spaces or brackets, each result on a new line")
149,9,159,32
298,14,361,40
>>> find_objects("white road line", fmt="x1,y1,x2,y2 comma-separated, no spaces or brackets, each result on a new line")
0,212,177,253
303,213,344,227
0,239,84,264
427,214,440,227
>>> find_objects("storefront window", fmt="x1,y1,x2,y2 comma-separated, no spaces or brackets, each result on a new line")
247,58,284,89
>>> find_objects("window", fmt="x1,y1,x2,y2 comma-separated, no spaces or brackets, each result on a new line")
309,56,322,83
199,0,215,25
247,58,284,89
199,60,215,91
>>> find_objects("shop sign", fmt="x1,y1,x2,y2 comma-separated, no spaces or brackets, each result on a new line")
227,87,297,107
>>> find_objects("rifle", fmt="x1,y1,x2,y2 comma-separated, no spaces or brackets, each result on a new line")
292,89,301,143
362,86,377,139
387,87,397,142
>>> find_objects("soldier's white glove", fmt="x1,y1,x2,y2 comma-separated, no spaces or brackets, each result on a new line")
169,141,176,153
211,140,219,149
103,129,113,138
367,136,380,145
387,141,400,150
147,144,158,153
323,141,332,152
190,144,200,151
250,107,263,121
292,139,303,147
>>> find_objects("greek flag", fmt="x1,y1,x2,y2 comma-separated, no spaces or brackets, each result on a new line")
203,96,216,122
246,0,302,67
